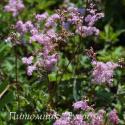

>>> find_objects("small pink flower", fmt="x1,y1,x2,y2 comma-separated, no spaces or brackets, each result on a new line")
73,100,88,110
16,20,27,34
92,61,118,85
4,0,25,16
35,12,48,21
109,109,119,125
73,114,83,125
22,56,33,65
27,65,36,76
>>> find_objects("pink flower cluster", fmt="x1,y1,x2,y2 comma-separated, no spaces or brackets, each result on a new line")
76,3,104,36
72,100,89,110
88,110,105,125
92,61,118,85
14,2,103,76
54,112,71,125
85,3,104,26
22,56,36,76
109,109,119,125
16,20,35,35
54,111,85,125
16,13,59,75
45,14,60,28
4,0,24,16
35,12,48,22
54,100,119,125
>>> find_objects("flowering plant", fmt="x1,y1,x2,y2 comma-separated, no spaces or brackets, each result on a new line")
0,0,125,125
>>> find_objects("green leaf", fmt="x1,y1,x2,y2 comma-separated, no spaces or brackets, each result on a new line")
0,91,14,109
100,24,125,42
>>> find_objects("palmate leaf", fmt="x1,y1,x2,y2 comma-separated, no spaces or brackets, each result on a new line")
0,91,14,109
100,24,125,42
117,85,125,95
25,0,57,10
97,46,125,61
0,43,12,59
95,88,114,107
0,83,14,109
37,0,56,10
0,80,15,108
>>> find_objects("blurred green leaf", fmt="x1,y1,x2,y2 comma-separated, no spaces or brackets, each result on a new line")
100,24,125,42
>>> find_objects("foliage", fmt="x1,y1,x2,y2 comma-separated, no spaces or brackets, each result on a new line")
0,0,125,125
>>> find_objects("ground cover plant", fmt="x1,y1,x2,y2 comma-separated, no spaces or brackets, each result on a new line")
0,0,125,125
